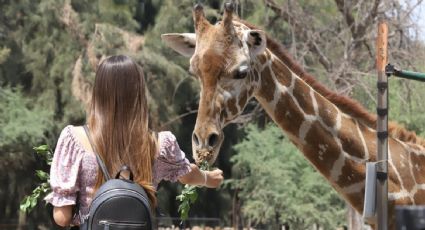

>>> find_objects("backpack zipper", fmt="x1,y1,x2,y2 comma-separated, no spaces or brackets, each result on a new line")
99,220,146,229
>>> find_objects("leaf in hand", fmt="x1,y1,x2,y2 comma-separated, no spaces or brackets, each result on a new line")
20,145,53,213
176,161,210,220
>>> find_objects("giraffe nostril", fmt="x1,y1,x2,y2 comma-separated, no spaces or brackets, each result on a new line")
208,133,219,148
192,132,200,146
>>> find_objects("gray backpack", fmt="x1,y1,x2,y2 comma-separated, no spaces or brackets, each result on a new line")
80,125,153,230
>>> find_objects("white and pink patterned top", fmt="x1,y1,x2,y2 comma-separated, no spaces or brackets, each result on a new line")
44,125,191,225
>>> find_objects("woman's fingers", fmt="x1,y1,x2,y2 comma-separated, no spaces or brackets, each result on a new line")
206,169,224,188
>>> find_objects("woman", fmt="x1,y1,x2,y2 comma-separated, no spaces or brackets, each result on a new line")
44,55,223,227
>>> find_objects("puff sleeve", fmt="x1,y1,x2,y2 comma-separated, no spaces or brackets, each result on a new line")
44,126,84,207
153,131,191,186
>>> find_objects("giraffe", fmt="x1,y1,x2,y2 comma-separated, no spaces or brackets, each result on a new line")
161,3,425,228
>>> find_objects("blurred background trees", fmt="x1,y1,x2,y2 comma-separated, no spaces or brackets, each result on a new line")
0,0,424,229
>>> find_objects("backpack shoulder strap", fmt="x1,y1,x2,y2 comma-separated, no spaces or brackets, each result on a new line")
83,125,111,181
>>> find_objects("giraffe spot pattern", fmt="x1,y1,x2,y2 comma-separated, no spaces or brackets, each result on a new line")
303,121,340,178
274,92,305,137
339,117,367,159
238,89,248,109
226,97,238,116
292,78,315,116
317,96,338,128
257,68,275,102
271,60,292,86
337,160,365,188
411,153,425,184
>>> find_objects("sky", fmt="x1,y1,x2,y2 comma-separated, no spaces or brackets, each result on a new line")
410,1,425,41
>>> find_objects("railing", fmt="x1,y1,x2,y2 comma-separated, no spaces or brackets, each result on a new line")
156,217,222,229
385,64,425,82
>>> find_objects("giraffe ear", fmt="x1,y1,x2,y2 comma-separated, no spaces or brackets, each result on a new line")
244,30,267,56
161,33,196,57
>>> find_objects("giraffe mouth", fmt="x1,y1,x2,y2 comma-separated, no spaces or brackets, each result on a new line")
196,149,214,162
193,134,224,165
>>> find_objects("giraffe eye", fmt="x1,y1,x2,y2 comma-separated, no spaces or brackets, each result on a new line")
234,65,249,79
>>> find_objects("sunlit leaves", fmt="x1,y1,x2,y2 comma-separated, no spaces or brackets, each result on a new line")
20,145,53,213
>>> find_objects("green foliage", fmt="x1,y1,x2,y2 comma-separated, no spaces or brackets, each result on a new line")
176,184,198,220
176,161,209,221
387,78,425,137
0,47,11,64
20,145,53,213
227,124,345,229
0,87,53,150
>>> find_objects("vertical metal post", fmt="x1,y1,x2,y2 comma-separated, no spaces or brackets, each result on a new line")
376,21,389,230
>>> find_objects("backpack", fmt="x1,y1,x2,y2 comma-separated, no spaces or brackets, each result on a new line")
80,125,153,230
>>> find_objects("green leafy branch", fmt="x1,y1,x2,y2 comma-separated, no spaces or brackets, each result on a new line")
20,145,53,213
176,161,210,221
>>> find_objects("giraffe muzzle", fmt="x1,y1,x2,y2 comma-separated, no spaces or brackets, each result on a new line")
192,131,223,164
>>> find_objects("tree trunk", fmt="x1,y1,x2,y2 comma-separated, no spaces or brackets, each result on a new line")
17,211,26,230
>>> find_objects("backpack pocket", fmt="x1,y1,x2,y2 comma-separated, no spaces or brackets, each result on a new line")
98,220,147,229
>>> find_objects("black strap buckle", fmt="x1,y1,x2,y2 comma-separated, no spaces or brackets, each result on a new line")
377,82,388,90
376,171,388,181
377,108,388,116
377,131,388,139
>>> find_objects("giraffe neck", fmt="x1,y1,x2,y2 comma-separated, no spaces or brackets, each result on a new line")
252,50,375,212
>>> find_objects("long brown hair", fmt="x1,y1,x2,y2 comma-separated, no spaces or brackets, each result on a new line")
88,55,157,206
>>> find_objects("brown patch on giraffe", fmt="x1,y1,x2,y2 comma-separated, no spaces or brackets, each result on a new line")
413,190,425,204
271,61,292,86
274,92,304,136
339,116,367,159
342,191,364,213
316,94,338,128
247,86,254,98
303,121,341,178
292,79,315,116
227,97,238,116
409,150,425,184
357,122,377,161
337,161,365,188
389,180,404,197
199,50,225,77
238,90,248,109
257,70,275,102
256,54,268,66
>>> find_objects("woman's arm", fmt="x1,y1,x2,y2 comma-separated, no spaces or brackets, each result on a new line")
53,206,73,227
178,163,223,188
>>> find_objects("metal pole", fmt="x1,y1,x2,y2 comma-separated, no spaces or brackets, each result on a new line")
386,64,425,82
376,21,389,230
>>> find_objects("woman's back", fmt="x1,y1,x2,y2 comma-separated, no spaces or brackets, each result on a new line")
45,125,191,225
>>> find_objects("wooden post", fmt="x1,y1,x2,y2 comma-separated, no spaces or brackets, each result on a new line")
376,21,389,230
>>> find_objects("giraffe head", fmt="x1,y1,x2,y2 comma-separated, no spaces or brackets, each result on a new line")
162,3,267,164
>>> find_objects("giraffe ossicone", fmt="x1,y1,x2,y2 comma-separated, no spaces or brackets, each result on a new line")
162,3,425,228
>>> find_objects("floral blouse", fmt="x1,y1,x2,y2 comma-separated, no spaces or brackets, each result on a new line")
44,125,191,225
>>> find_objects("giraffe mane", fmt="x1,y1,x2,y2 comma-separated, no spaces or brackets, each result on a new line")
238,19,425,147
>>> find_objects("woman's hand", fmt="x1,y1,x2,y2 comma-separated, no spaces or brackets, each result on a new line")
178,164,223,188
205,169,223,188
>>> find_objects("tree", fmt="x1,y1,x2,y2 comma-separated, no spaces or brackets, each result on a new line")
227,124,346,229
